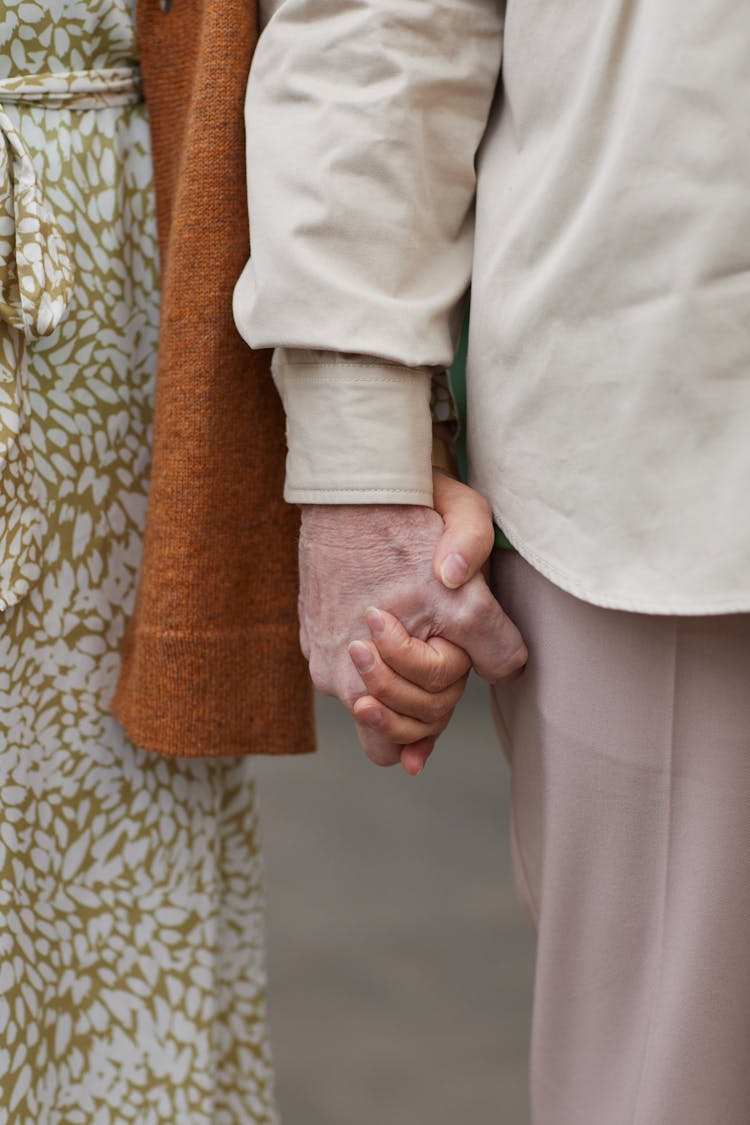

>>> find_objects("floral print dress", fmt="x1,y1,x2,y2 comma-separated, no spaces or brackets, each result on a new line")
0,2,278,1121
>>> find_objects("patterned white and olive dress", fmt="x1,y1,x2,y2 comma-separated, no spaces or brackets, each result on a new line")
0,3,278,1122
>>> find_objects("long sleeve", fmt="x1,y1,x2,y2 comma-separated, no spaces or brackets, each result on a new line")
233,0,505,503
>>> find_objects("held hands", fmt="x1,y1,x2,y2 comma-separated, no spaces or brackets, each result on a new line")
299,472,527,772
349,606,472,776
348,471,524,774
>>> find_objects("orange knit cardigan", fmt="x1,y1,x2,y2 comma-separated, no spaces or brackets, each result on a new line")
111,0,315,757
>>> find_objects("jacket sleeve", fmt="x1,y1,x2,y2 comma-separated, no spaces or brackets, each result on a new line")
233,0,505,504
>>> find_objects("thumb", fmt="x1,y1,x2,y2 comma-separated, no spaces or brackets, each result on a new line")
432,471,496,590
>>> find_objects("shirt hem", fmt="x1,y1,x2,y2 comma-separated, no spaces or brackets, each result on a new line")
499,519,750,617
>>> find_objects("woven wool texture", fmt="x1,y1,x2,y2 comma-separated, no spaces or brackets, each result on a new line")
112,0,315,757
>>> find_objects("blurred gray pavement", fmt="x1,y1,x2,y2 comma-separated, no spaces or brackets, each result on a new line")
255,673,535,1125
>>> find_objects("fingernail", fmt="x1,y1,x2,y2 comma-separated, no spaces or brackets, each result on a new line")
365,607,385,638
440,553,469,589
349,641,375,674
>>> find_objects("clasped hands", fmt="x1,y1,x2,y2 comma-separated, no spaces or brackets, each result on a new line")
299,472,527,775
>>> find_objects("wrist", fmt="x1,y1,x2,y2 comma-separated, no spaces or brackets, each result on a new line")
300,502,440,548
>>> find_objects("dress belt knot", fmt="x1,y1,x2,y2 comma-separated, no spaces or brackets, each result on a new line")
0,66,142,341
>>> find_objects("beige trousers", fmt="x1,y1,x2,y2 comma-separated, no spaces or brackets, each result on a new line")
491,551,750,1125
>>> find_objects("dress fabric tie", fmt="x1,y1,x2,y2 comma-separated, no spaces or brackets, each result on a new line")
0,66,141,612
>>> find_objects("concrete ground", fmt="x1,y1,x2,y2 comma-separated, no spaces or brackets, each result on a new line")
255,674,536,1125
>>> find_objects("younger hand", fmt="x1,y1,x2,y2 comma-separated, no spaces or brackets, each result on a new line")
349,607,472,776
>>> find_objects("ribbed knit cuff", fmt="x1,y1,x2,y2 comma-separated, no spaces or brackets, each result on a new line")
111,622,316,758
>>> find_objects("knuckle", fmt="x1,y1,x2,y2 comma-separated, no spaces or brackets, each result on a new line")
394,629,417,662
431,706,454,733
358,728,400,767
369,752,399,768
424,656,450,694
464,580,488,612
425,697,453,726
308,652,334,695
380,710,424,743
413,692,443,723
377,712,404,740
445,678,468,709
423,714,451,738
495,643,529,681
452,583,488,631
341,687,362,712
382,670,411,706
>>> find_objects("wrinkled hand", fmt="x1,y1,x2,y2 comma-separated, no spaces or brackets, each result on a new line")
299,474,526,768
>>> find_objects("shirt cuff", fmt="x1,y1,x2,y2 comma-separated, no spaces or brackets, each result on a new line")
272,349,434,505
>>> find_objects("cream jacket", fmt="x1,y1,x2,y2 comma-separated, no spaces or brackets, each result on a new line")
234,0,750,614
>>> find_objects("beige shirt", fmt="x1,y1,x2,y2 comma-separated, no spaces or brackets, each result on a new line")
234,0,750,614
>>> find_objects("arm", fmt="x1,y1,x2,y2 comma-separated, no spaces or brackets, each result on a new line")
234,0,507,505
233,0,517,765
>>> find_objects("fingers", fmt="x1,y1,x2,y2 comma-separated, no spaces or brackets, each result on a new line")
431,473,496,590
349,637,468,724
348,606,472,770
400,738,437,777
364,607,471,690
445,574,528,683
354,721,403,769
348,608,470,755
352,693,456,747
355,725,437,777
